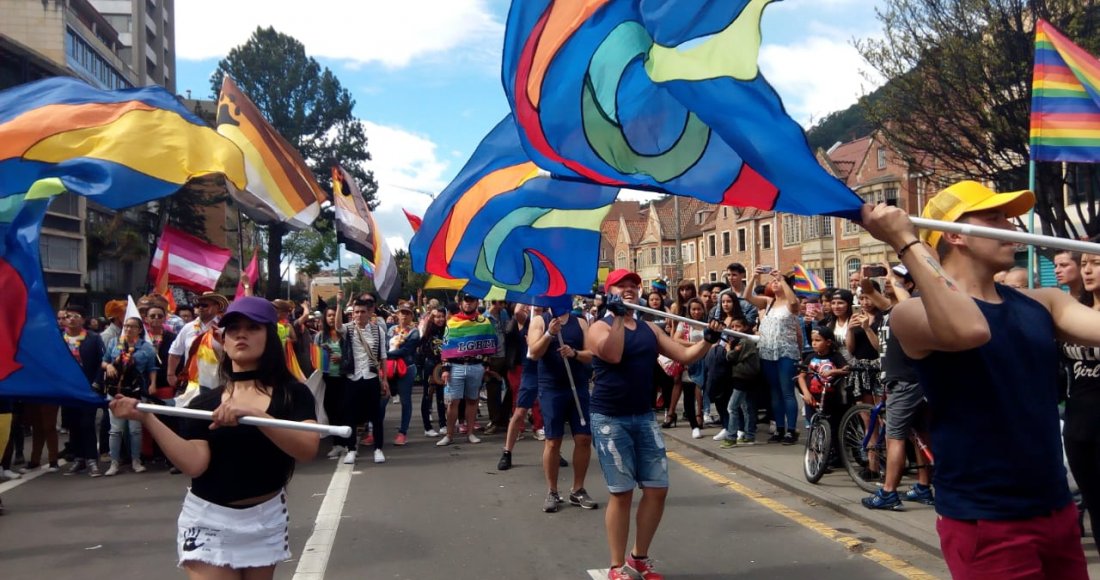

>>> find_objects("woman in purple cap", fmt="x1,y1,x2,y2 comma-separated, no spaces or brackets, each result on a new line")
110,296,319,579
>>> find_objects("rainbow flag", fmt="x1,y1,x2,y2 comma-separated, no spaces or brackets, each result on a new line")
791,264,826,298
1030,19,1100,162
309,343,330,374
440,315,498,359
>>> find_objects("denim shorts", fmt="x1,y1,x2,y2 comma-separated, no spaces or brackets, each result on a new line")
538,386,591,439
444,363,484,403
591,412,669,493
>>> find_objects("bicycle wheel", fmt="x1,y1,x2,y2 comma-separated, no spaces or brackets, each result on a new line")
803,417,831,484
839,403,887,493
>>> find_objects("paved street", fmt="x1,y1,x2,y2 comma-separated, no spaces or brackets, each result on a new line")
0,395,956,579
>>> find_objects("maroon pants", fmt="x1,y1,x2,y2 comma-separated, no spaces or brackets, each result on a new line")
936,502,1087,580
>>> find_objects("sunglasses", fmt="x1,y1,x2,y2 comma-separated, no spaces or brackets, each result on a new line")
147,313,165,319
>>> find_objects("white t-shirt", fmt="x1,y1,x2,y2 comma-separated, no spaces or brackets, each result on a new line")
344,321,387,381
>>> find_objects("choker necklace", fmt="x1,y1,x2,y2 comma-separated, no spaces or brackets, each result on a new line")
229,369,263,382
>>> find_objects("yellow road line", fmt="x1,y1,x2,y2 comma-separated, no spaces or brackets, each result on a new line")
667,450,939,580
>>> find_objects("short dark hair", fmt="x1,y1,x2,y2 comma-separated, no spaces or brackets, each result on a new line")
813,326,836,343
699,283,713,293
353,298,375,308
65,305,86,317
726,263,746,274
176,304,194,316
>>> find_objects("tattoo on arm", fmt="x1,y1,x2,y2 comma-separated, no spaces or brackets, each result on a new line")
924,256,958,292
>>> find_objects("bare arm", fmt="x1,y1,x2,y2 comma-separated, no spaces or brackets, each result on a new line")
860,277,893,312
586,316,625,364
653,321,716,365
527,315,552,360
567,318,595,364
110,396,210,477
1027,288,1100,347
166,354,181,387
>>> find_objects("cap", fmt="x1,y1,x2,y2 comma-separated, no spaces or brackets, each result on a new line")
221,296,278,326
919,180,1034,249
397,300,415,313
605,269,641,289
458,291,480,301
651,279,668,293
104,300,127,320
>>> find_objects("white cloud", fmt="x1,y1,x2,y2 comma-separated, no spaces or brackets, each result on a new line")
174,0,503,68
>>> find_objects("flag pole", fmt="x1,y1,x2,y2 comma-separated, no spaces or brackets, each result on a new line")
337,242,343,291
622,302,759,342
910,216,1100,255
135,403,351,437
1027,161,1037,288
236,205,247,292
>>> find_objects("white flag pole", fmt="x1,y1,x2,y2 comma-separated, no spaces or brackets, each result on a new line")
910,216,1100,255
135,403,351,438
622,302,760,342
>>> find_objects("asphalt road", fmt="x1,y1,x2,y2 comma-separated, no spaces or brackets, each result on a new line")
0,398,949,579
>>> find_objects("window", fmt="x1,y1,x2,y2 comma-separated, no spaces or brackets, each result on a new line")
805,216,833,239
737,228,746,252
721,231,731,255
710,271,718,282
723,207,728,219
682,243,695,263
41,235,81,272
884,187,899,206
877,147,887,169
846,257,862,274
650,248,657,265
823,268,835,287
782,215,801,246
616,251,626,269
844,219,861,235
663,246,676,264
708,234,716,257
761,224,772,249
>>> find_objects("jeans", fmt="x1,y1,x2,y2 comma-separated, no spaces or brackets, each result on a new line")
726,389,756,439
394,364,417,435
591,412,669,493
445,363,484,402
762,357,799,433
341,376,383,451
108,412,143,463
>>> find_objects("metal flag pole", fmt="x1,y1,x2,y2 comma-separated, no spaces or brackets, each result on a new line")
910,216,1100,256
1027,161,1037,288
135,403,352,438
622,301,760,342
555,330,587,426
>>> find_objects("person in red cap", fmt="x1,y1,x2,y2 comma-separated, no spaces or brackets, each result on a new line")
587,268,722,580
110,296,319,577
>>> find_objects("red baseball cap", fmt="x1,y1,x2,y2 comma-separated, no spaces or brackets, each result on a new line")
605,269,641,289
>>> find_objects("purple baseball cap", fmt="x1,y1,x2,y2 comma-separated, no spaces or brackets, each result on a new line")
221,296,278,326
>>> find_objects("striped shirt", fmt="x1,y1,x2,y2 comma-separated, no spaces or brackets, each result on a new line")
345,321,387,380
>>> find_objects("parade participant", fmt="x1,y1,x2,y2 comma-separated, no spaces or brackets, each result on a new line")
177,305,195,325
318,294,349,459
168,292,228,396
498,303,539,471
745,269,803,445
587,269,721,580
1055,250,1084,298
417,306,447,437
337,295,389,464
863,181,1100,578
145,305,178,400
110,296,318,578
387,301,420,446
483,300,511,435
437,292,497,447
58,305,104,477
102,316,158,476
527,298,597,513
101,299,126,346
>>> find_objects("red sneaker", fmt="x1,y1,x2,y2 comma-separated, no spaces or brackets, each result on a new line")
362,434,374,446
458,423,469,435
607,567,635,580
625,555,664,580
394,433,407,446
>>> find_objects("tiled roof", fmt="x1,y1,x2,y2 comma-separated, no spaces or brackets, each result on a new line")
651,196,713,240
825,136,873,186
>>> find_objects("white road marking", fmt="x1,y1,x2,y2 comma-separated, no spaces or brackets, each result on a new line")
588,569,610,579
0,465,53,494
292,461,354,580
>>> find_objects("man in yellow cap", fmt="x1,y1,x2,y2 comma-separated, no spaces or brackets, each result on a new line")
861,180,1098,579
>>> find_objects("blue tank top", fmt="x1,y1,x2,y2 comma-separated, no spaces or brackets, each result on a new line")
538,314,590,390
914,285,1070,520
591,316,659,416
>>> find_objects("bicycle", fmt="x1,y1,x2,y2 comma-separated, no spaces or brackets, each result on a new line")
798,364,838,484
838,398,934,493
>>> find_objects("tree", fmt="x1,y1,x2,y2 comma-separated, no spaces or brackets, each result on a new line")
393,248,428,300
858,0,1100,239
210,27,378,299
282,214,337,278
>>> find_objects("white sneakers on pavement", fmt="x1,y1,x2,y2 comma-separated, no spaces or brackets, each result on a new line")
0,468,21,480
712,429,730,442
467,434,481,444
425,429,439,437
436,435,453,447
373,449,386,463
132,459,146,473
691,428,703,439
327,445,347,459
342,450,357,464
104,461,120,477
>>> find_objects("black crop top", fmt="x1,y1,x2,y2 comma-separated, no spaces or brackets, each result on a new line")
182,382,316,506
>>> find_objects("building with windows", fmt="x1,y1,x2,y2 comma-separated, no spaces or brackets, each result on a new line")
90,0,175,92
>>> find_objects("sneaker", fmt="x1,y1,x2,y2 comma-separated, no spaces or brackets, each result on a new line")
373,449,386,464
737,436,756,445
862,489,904,511
132,459,146,474
534,429,546,441
46,462,60,473
0,469,20,480
394,433,407,446
625,554,664,579
543,490,562,513
782,431,799,445
497,451,512,471
64,459,87,475
691,428,703,439
712,429,729,442
104,461,120,477
362,433,374,446
327,445,347,459
458,423,469,435
767,432,783,444
483,424,498,435
88,462,102,478
474,421,484,431
903,484,935,506
568,488,599,509
436,435,453,447
467,434,481,444
719,438,737,449
608,566,639,580
425,429,440,438
559,455,569,468
342,450,357,465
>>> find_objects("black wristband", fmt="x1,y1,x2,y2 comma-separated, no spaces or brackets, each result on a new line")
896,239,921,259
703,328,721,344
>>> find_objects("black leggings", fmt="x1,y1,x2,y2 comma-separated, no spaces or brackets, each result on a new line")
341,377,383,452
1064,435,1100,557
421,384,445,431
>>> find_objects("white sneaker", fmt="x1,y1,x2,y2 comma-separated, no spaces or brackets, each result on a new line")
467,434,481,444
534,429,546,441
327,445,347,459
425,429,439,438
131,460,146,474
712,429,730,441
373,449,386,464
0,469,20,480
436,435,453,447
691,428,703,439
342,450,357,465
104,461,120,477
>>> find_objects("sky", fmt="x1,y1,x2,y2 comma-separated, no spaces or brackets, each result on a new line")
173,0,886,269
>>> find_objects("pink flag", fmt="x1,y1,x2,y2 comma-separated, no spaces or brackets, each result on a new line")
236,249,259,299
149,225,232,293
402,208,422,233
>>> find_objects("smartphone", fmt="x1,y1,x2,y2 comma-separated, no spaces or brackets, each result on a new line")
806,302,822,318
759,265,774,274
863,265,888,278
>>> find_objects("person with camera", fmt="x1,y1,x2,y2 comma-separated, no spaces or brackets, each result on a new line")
745,267,804,445
101,316,158,476
587,269,722,580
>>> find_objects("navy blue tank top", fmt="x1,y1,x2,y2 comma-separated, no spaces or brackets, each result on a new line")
591,316,659,416
538,314,589,390
914,285,1070,520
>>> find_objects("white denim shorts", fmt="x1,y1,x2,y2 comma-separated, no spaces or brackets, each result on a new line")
177,488,290,569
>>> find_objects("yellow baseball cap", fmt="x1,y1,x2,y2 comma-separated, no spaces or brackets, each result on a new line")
919,180,1034,249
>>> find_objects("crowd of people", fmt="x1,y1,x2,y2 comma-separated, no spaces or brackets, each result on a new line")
2,181,1100,579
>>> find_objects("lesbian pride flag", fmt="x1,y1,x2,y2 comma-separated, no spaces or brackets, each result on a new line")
150,225,232,293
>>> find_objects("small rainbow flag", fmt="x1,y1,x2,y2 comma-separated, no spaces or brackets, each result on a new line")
1030,20,1100,162
361,257,375,277
791,264,826,298
309,343,330,374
